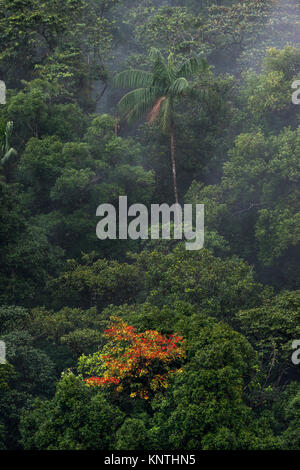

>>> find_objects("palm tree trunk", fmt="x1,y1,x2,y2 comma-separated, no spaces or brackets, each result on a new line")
170,124,179,205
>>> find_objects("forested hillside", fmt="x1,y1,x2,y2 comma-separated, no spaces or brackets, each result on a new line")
0,0,299,450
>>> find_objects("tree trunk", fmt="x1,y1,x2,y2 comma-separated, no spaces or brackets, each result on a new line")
170,124,179,204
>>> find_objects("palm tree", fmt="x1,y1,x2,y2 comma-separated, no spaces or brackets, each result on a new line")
114,49,208,204
0,120,17,181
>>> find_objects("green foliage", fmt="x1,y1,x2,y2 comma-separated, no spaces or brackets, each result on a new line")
243,47,300,129
0,0,299,452
20,371,124,450
235,290,300,389
29,305,105,360
148,320,269,450
48,256,143,311
186,121,300,288
0,0,115,96
275,383,300,450
129,5,204,59
8,80,88,142
116,418,148,450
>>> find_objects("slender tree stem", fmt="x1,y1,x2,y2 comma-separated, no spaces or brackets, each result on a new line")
170,124,179,205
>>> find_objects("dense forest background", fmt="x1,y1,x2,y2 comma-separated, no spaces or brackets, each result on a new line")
0,0,300,450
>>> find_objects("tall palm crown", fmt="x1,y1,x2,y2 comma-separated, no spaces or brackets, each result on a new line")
114,49,208,203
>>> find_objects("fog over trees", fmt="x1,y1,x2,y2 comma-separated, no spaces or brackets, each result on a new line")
0,0,299,451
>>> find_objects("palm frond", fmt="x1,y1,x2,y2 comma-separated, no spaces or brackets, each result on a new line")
168,77,189,97
117,87,159,117
1,147,17,165
114,69,153,89
5,121,14,136
5,121,14,150
176,56,208,79
149,48,166,65
0,121,17,165
126,100,155,125
150,48,171,88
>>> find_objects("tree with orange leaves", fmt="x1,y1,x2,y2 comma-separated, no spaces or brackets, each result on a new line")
79,317,185,400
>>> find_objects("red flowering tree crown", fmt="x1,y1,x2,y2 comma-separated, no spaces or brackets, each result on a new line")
79,317,185,399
